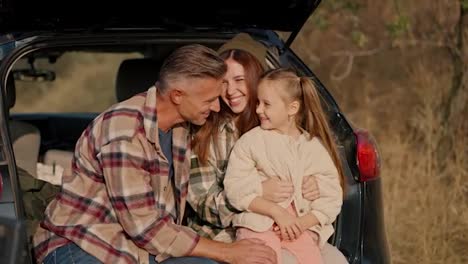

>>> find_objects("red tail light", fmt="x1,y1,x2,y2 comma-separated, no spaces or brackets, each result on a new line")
355,130,380,182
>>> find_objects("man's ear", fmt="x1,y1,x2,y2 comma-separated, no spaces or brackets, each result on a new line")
169,89,184,105
288,100,300,116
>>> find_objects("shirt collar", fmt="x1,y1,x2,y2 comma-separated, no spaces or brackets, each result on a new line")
143,86,159,144
143,86,190,145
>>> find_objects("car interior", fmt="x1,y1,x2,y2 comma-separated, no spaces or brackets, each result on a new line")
8,55,167,181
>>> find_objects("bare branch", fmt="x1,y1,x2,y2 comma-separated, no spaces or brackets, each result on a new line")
393,39,459,56
329,46,386,81
330,52,354,82
327,37,457,82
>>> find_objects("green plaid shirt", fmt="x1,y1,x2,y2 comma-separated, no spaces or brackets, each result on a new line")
187,120,241,240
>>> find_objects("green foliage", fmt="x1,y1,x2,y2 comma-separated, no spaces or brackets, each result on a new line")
351,30,368,47
322,0,362,13
461,0,468,11
322,0,342,11
313,16,330,31
386,15,410,37
316,0,363,33
344,2,362,13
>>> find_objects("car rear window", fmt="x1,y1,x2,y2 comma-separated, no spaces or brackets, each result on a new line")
10,51,142,113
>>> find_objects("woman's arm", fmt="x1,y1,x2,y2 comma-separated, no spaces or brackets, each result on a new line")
262,177,294,203
187,156,239,228
297,213,320,231
302,175,320,201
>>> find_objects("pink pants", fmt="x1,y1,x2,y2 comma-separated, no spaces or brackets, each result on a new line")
236,204,323,264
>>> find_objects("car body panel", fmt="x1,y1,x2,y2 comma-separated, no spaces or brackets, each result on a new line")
361,179,391,264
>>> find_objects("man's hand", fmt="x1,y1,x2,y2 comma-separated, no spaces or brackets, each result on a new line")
224,238,277,264
262,177,293,203
190,236,277,264
302,175,320,201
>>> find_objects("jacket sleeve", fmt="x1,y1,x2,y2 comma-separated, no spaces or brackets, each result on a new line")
187,154,240,228
98,136,199,258
223,135,263,212
307,139,343,229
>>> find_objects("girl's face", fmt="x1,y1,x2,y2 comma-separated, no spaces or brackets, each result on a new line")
256,81,292,134
221,58,250,114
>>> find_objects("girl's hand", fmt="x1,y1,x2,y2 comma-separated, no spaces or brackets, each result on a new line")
271,207,302,241
273,224,281,238
262,177,294,203
302,175,320,201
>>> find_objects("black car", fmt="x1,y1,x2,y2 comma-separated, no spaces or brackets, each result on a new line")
0,1,390,263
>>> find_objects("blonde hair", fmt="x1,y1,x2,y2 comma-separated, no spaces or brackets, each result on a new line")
261,68,345,193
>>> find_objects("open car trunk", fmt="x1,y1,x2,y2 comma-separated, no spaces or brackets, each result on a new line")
0,1,320,38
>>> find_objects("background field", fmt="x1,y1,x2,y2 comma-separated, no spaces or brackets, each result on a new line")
291,1,468,263
11,1,468,263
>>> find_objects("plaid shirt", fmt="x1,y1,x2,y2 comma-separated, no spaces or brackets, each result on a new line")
34,87,199,264
187,120,240,241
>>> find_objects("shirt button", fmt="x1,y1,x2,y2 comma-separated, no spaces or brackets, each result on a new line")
299,209,305,213
163,186,167,191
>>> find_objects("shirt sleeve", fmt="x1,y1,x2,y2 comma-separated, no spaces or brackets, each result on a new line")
307,140,343,229
98,136,199,257
188,155,240,228
223,135,263,212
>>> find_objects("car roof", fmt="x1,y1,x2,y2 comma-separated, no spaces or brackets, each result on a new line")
0,0,320,34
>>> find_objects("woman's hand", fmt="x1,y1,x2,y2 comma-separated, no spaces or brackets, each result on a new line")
262,177,294,203
302,175,320,201
271,207,302,241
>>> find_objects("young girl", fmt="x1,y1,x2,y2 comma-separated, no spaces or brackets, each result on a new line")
224,68,344,264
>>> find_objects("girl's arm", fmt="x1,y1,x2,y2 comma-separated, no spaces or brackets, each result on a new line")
248,197,303,241
273,213,320,239
224,135,264,212
297,213,320,231
305,139,344,230
302,175,320,201
247,196,284,219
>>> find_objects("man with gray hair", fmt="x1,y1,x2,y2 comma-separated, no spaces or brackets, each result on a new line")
34,44,277,264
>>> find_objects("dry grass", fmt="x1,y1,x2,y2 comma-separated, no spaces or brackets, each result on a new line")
291,1,468,263
372,65,468,264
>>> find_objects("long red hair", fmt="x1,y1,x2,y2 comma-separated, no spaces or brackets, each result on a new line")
192,49,263,164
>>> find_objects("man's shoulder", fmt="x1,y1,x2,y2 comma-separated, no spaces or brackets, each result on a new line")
93,95,148,146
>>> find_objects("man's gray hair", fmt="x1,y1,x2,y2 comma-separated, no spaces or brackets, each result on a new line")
158,44,227,93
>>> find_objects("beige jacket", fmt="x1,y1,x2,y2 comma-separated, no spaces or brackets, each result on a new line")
224,126,343,247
